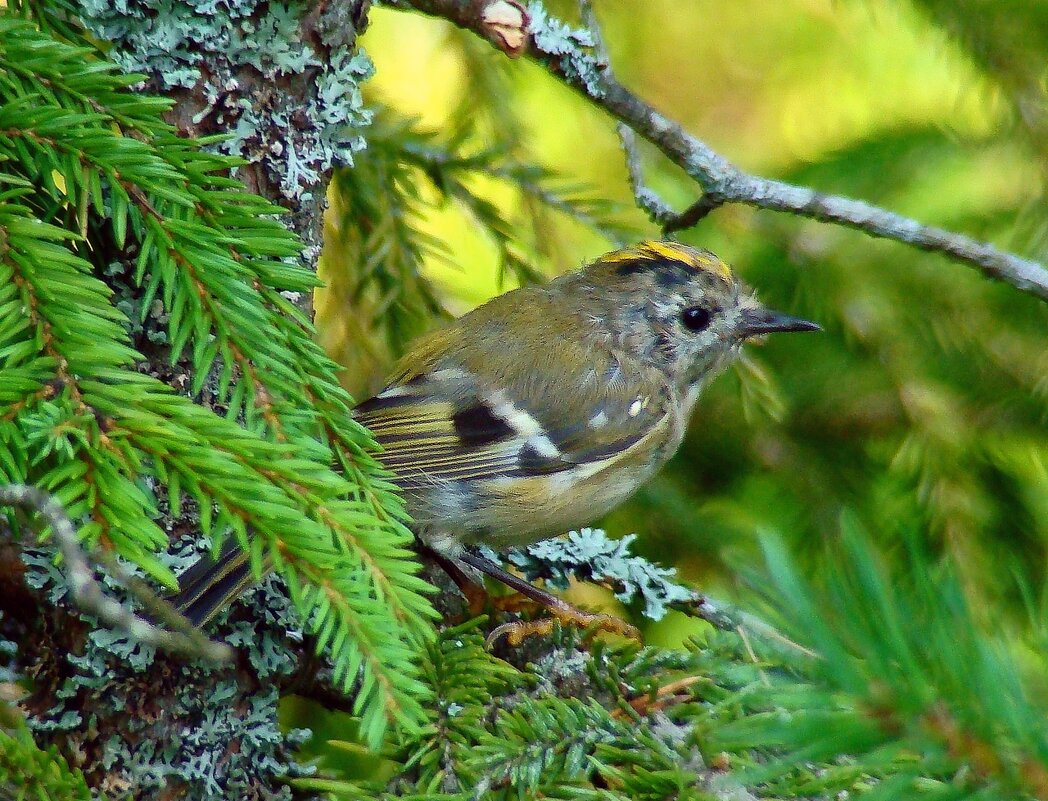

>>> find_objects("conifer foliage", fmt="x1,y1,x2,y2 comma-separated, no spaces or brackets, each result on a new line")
0,11,433,750
2,1,1048,800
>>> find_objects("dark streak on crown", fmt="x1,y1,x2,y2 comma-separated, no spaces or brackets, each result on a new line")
613,258,694,289
600,241,734,288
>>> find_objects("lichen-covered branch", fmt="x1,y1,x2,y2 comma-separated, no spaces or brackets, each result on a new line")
389,0,1048,302
0,484,231,662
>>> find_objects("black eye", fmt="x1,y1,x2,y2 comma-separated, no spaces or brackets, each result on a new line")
681,306,712,332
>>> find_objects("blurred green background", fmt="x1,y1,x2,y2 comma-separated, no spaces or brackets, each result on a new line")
314,0,1047,649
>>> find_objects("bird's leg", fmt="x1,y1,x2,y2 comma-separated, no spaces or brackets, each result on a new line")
455,550,641,648
421,545,491,618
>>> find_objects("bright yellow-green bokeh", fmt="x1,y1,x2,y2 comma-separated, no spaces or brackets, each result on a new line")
314,0,1044,648
318,0,1033,397
340,0,1017,319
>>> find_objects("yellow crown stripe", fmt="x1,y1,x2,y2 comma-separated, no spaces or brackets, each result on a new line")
600,240,734,282
643,240,695,264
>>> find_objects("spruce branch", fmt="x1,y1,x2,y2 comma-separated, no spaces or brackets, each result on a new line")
0,726,90,801
718,523,1048,801
392,619,517,792
0,15,436,745
386,0,1048,302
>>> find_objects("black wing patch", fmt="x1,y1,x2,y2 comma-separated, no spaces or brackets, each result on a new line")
451,401,515,447
516,442,573,476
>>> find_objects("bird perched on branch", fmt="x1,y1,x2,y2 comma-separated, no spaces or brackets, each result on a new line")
172,241,819,644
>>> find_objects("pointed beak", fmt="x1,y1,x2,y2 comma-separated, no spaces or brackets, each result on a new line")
739,306,821,338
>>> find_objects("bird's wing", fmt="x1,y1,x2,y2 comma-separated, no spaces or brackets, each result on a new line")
353,292,672,490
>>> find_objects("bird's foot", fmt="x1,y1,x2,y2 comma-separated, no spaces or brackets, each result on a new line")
486,604,640,648
428,546,642,649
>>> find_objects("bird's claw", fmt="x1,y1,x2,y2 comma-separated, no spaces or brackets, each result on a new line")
485,609,641,649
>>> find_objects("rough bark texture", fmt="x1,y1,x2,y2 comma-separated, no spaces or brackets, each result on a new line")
4,2,374,798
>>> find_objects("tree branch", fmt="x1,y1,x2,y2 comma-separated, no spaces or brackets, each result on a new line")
389,0,1048,302
0,484,232,662
577,0,676,227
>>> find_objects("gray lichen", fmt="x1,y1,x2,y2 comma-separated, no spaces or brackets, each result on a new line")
20,538,314,800
0,630,17,684
496,527,699,620
217,46,373,200
526,2,605,98
77,0,374,202
80,0,311,88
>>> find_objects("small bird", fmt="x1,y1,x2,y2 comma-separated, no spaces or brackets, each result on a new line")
172,241,819,642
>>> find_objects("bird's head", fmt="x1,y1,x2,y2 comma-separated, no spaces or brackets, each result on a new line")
561,240,820,393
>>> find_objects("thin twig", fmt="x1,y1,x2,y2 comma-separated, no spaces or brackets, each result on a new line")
0,484,233,662
735,624,771,688
617,123,679,227
663,194,724,235
577,0,678,227
392,0,1048,301
676,594,818,660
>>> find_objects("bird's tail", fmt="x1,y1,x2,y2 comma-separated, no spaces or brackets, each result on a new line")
169,538,255,627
